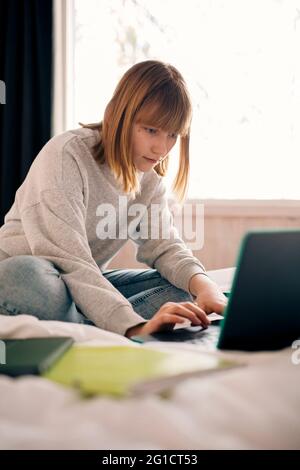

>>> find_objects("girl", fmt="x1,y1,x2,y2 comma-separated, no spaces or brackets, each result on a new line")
0,60,227,338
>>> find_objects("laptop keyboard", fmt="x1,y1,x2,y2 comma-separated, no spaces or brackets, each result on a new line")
180,325,220,351
150,324,221,351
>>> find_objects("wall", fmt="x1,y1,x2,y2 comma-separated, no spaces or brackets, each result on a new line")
108,200,300,271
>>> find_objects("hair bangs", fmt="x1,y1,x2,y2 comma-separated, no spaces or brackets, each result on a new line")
136,83,191,137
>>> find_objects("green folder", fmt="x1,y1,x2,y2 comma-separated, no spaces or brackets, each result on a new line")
43,345,241,398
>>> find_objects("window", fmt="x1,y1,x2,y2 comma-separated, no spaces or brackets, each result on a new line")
67,0,300,199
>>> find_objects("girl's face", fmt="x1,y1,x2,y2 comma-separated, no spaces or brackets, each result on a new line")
131,121,178,172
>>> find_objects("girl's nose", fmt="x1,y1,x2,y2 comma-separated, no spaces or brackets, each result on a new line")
151,137,168,156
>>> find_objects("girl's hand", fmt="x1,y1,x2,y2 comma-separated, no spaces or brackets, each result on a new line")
125,301,211,338
194,277,228,315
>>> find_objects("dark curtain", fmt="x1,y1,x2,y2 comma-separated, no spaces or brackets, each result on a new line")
0,0,53,225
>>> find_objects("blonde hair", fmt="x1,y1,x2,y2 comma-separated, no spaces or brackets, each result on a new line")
82,60,192,202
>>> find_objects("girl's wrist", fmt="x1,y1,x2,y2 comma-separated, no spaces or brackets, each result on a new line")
125,322,147,338
188,273,215,297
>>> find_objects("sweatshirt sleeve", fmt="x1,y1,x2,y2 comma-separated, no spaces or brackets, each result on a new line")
21,189,146,335
131,178,208,294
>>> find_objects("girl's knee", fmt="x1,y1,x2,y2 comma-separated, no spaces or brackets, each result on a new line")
0,256,74,321
0,255,59,284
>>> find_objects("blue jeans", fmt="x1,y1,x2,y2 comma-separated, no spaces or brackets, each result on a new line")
0,255,193,327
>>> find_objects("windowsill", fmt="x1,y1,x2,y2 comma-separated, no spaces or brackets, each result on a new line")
185,199,300,218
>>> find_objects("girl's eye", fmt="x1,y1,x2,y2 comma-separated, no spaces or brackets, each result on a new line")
144,127,157,135
143,127,177,139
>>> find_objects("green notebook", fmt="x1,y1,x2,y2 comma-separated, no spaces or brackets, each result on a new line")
0,337,74,377
43,345,241,398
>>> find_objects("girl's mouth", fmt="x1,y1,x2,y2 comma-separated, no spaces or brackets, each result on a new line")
143,156,157,164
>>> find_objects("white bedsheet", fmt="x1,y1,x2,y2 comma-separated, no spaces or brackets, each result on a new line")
0,313,299,450
0,267,299,450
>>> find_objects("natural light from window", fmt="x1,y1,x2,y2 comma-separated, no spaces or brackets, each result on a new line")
72,0,300,199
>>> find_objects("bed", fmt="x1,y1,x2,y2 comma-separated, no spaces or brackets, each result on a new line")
0,269,299,450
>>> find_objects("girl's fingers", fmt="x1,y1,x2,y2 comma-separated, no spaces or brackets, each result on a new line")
175,302,211,326
155,313,193,327
160,303,210,326
212,300,227,314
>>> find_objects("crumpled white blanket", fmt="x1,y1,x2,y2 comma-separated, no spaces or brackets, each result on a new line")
0,313,299,450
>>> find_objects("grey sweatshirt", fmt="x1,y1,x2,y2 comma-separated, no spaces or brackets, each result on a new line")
0,127,206,335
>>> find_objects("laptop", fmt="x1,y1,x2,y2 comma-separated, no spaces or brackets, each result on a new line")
132,229,300,351
0,337,74,377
